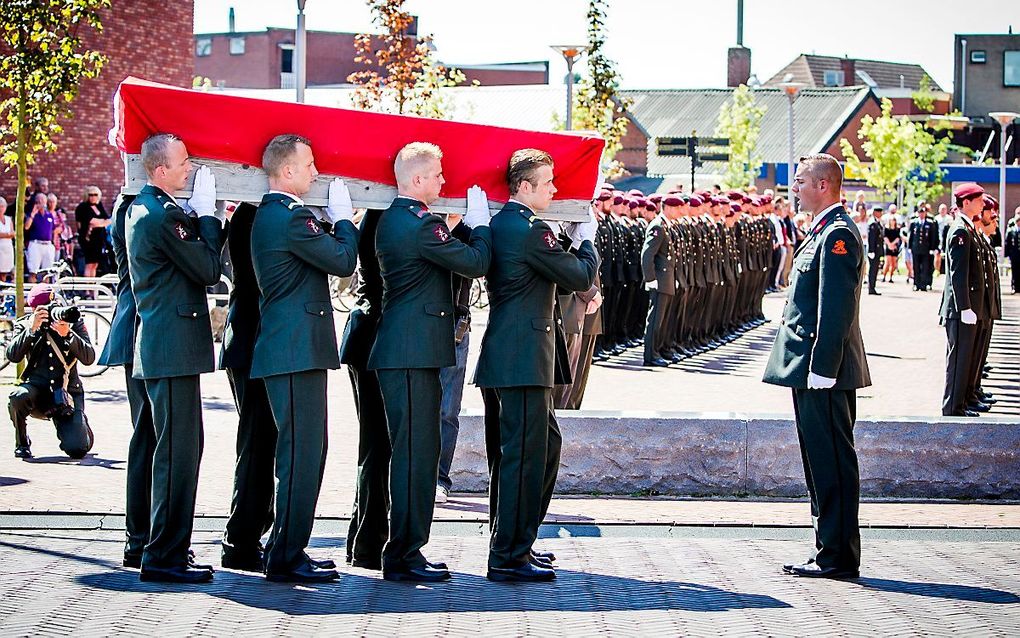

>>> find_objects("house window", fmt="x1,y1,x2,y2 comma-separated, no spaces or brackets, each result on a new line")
195,38,212,57
970,50,986,64
280,46,294,74
823,70,844,86
1005,51,1020,87
229,37,246,55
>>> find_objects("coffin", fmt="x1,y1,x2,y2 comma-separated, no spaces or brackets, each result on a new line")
111,77,604,221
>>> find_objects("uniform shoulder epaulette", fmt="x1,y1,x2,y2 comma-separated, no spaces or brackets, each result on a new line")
287,201,302,210
528,214,539,225
831,219,848,228
162,200,175,210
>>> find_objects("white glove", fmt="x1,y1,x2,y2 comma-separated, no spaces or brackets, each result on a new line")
867,252,875,259
569,207,597,248
961,309,978,325
326,178,354,224
807,372,837,389
188,165,217,217
464,185,490,228
645,280,658,291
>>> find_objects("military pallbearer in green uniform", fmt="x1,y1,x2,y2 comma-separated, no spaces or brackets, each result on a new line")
763,154,870,580
369,142,493,583
126,134,227,583
249,135,359,583
474,149,599,582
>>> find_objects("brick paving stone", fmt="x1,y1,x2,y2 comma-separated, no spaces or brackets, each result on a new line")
0,529,1018,636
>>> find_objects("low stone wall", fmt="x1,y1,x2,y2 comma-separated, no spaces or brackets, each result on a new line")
449,410,1020,499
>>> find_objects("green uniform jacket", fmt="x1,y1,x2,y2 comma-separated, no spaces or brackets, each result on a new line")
249,192,358,378
473,202,599,388
763,206,871,390
938,218,983,319
98,193,136,368
125,184,226,379
641,214,675,295
368,197,492,370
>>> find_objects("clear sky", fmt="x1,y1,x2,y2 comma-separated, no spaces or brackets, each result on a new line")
194,0,1017,91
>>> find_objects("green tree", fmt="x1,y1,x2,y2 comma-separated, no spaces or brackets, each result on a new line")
0,0,108,321
347,0,466,118
571,0,631,179
714,85,766,189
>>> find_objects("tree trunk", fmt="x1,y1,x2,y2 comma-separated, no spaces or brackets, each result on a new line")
14,88,28,378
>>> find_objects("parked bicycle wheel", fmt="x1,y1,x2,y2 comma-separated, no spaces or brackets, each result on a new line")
77,308,112,377
330,275,353,312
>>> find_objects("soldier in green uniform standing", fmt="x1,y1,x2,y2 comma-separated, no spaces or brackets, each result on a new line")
126,134,227,583
249,134,359,582
641,195,677,366
763,154,870,580
369,142,492,582
474,149,599,582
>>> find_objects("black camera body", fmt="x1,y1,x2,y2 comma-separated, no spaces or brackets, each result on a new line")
44,302,81,328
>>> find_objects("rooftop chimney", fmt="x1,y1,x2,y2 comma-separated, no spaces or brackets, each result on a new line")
727,0,751,87
228,7,235,33
841,56,855,87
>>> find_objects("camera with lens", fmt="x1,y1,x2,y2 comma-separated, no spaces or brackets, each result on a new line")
44,302,81,328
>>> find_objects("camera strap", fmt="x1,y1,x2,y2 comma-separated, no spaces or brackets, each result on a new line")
45,334,77,392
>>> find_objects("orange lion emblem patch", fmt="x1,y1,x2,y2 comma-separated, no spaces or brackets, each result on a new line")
831,240,848,255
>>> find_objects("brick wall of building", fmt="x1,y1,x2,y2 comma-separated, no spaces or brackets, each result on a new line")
0,1,194,212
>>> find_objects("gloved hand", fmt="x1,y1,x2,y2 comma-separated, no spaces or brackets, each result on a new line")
326,178,354,224
568,208,597,248
188,166,217,217
645,280,658,291
867,252,875,259
961,308,978,325
464,185,490,228
807,372,837,389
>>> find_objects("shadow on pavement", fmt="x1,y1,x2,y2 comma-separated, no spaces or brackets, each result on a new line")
0,476,28,487
856,578,1020,604
24,454,124,470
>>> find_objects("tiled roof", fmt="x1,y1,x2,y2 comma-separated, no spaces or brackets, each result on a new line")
620,87,875,177
765,54,941,91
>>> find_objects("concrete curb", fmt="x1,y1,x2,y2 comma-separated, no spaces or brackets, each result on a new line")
449,410,1020,499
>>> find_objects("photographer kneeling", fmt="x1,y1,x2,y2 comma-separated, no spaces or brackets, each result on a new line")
8,284,95,459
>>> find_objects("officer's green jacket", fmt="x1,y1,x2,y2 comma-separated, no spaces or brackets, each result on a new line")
939,218,982,320
98,193,136,368
641,214,675,295
763,206,871,390
249,192,358,379
125,184,226,379
368,196,492,370
473,201,599,388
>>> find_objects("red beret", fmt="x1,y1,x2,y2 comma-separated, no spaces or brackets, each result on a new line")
953,182,984,200
649,193,663,203
627,198,640,209
645,202,657,212
627,189,644,197
712,196,729,206
688,196,703,207
983,194,999,210
27,283,54,308
750,196,762,206
741,195,752,204
597,191,612,201
729,203,742,213
726,190,742,201
613,195,625,205
762,195,773,203
663,196,683,207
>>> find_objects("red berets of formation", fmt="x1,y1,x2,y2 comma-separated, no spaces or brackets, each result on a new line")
953,182,985,200
663,195,684,207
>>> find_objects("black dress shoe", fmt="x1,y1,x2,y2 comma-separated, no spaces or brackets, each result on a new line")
643,358,670,367
530,555,554,569
488,562,556,582
781,557,814,573
351,557,382,570
140,565,214,583
427,561,449,570
266,561,340,583
14,445,32,459
221,550,264,573
967,402,991,412
123,553,142,569
188,555,215,572
383,564,451,583
531,549,556,562
306,555,336,570
787,562,858,579
868,290,881,295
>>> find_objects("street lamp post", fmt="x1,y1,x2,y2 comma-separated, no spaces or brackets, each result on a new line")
780,82,805,205
989,111,1019,258
296,0,308,103
551,45,587,131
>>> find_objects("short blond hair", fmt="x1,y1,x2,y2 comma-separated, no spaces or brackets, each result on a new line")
394,142,442,187
798,153,843,192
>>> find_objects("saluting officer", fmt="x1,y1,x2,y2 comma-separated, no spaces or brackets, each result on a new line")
126,134,227,583
940,183,987,417
249,134,359,582
763,154,871,580
474,149,599,582
369,142,492,582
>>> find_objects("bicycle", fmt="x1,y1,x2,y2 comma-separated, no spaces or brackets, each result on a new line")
470,278,489,309
330,271,359,312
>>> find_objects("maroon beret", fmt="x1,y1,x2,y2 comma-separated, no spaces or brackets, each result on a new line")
712,196,728,206
688,196,703,207
953,182,984,200
726,190,743,201
983,194,999,210
663,196,683,207
597,190,613,202
613,195,625,205
627,198,640,209
741,195,752,204
27,283,54,308
644,202,657,212
627,189,644,197
730,203,742,213
649,193,663,204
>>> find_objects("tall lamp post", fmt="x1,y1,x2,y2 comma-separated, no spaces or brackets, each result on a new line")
551,45,588,130
296,0,308,103
780,82,805,205
989,111,1018,258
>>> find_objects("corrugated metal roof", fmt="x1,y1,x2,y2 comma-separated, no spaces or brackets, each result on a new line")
620,87,874,177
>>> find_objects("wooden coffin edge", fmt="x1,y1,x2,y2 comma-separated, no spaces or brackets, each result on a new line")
123,155,591,222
